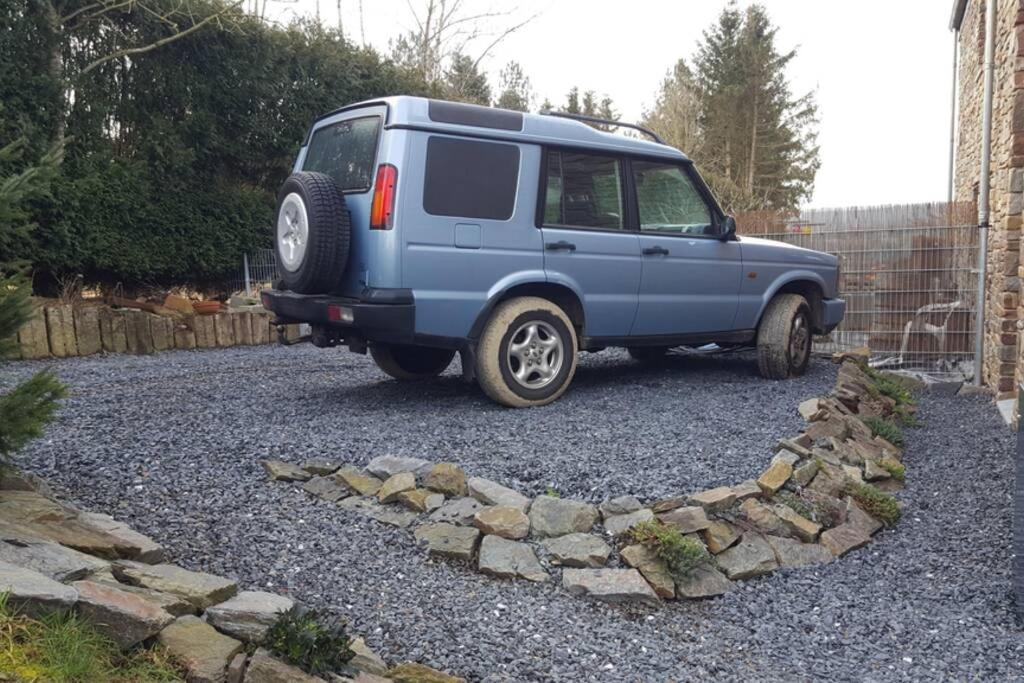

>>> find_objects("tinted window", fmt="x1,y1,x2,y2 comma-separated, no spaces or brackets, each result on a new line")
423,137,520,220
543,151,624,230
633,160,713,234
428,100,523,131
303,116,380,192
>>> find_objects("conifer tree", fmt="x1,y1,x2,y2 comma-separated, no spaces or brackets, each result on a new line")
495,61,533,112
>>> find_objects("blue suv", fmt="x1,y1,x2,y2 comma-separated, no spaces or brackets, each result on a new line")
262,97,845,407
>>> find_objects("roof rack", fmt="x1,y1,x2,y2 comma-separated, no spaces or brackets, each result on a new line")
540,110,666,145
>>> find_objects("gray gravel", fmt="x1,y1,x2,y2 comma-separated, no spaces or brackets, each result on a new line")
3,345,1022,681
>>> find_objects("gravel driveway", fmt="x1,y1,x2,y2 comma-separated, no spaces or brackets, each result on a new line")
4,345,1021,681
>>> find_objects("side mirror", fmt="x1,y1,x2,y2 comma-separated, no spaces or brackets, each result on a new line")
720,215,737,241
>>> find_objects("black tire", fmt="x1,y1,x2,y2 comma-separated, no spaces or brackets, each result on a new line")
370,344,455,381
275,172,350,294
756,293,812,379
627,346,669,363
475,297,578,408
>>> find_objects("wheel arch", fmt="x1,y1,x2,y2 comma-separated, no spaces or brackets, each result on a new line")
468,281,585,341
757,276,826,333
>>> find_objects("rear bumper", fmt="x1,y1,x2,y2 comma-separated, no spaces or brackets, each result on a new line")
261,289,415,344
822,298,846,333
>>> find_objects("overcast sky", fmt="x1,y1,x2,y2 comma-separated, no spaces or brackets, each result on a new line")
265,0,957,209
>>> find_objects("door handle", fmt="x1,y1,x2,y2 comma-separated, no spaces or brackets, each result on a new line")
643,246,670,256
545,240,577,252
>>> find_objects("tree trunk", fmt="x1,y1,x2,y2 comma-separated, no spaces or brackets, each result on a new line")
43,0,66,148
747,95,757,195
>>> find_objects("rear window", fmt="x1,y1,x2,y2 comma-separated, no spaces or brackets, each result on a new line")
423,136,519,220
302,116,380,192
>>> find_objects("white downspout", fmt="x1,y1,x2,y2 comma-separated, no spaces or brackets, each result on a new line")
948,29,959,202
974,0,996,386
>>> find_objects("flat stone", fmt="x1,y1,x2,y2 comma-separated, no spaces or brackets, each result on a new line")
772,504,821,542
389,662,465,683
798,398,822,420
113,560,237,610
378,472,416,503
864,459,891,482
842,464,865,484
764,535,834,568
337,497,419,528
206,591,294,643
715,533,778,580
845,500,883,536
807,462,848,497
650,496,687,513
72,579,174,648
413,523,480,560
466,477,530,512
349,636,389,676
757,459,793,494
776,438,812,460
473,506,530,539
227,652,247,683
820,523,872,557
477,535,548,582
301,459,339,476
428,497,486,526
397,488,445,513
90,570,194,616
730,480,762,501
78,512,166,563
805,416,850,442
159,615,243,683
528,496,599,538
674,563,734,599
302,476,350,502
792,459,820,487
688,486,736,512
620,544,674,598
261,460,311,482
0,559,78,618
541,533,612,568
657,506,710,534
561,568,660,607
602,508,654,536
336,467,383,496
244,648,322,682
423,463,468,497
598,495,643,519
701,521,740,555
366,455,432,479
0,537,108,581
738,499,788,536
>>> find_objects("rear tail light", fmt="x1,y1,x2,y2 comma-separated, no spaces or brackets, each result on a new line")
370,164,398,230
327,304,354,324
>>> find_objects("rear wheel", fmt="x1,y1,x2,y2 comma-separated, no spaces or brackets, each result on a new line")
627,346,669,363
370,344,455,381
475,297,578,408
756,294,812,379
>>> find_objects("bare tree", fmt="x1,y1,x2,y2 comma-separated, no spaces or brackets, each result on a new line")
392,0,537,87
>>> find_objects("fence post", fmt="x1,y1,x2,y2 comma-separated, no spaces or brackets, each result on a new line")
244,252,252,297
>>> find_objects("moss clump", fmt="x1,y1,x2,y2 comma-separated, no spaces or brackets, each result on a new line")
843,482,901,526
264,607,353,676
861,416,905,448
881,460,905,482
774,491,817,520
0,593,184,682
544,486,561,498
628,520,710,580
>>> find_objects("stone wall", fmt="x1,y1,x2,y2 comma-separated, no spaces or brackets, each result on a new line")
13,302,300,360
954,0,1024,399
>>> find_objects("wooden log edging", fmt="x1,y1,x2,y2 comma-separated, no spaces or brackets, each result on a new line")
13,303,297,360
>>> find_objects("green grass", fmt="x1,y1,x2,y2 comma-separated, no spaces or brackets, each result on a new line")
0,593,184,682
861,416,905,448
881,460,906,482
864,367,916,407
628,520,710,580
842,482,901,526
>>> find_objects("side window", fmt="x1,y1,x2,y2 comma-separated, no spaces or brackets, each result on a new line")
632,160,714,235
423,137,520,220
543,150,624,230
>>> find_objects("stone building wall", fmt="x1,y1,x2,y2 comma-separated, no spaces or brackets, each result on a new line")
954,0,1024,398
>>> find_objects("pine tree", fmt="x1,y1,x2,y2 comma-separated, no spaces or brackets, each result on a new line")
562,87,618,131
0,139,66,468
442,52,491,106
495,61,532,112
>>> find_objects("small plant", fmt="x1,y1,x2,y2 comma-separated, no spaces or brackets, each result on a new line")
544,486,561,498
628,520,710,580
860,416,905,448
881,460,905,482
263,606,353,675
864,366,916,407
842,482,901,526
775,490,845,527
894,405,920,428
774,491,818,520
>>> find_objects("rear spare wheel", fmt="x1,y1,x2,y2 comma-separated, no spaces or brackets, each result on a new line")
275,171,350,294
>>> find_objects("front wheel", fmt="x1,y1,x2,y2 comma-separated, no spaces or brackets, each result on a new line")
756,293,812,379
475,297,579,408
370,344,455,381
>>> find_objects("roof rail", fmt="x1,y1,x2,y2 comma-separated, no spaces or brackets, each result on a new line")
540,110,666,145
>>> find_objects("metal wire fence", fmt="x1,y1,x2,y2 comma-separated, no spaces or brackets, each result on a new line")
737,202,979,380
228,248,278,296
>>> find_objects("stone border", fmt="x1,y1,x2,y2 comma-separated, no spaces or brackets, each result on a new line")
14,302,302,360
268,355,912,606
0,473,462,682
